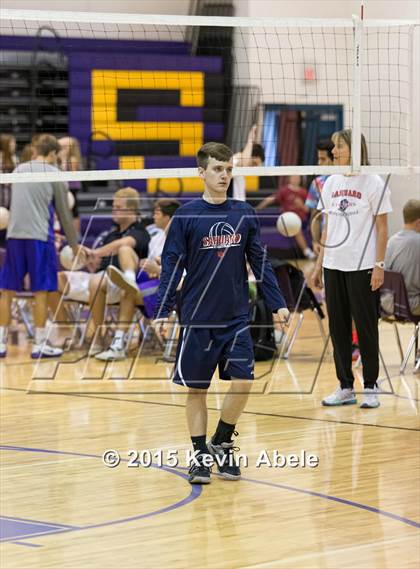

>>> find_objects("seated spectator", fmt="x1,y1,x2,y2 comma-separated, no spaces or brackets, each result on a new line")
49,187,150,341
256,175,316,259
94,198,181,361
384,199,420,315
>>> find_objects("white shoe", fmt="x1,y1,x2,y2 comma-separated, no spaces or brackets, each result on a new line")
107,266,138,297
360,387,380,409
322,386,357,406
31,342,63,359
0,341,6,358
95,345,126,361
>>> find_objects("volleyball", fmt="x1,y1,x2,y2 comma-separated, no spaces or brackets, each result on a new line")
276,212,302,237
59,245,84,270
0,207,10,230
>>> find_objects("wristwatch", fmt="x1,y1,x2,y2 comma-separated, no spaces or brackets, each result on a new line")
375,261,385,269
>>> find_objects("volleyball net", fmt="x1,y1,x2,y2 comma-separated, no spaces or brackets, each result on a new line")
0,9,419,189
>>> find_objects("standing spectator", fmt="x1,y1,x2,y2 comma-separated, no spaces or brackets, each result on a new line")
310,129,392,409
305,139,334,255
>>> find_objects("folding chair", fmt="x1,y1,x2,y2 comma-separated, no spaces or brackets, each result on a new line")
380,270,420,373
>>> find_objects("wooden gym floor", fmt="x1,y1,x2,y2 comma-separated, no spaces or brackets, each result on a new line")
0,310,419,569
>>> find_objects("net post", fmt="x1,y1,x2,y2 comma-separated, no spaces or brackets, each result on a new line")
407,25,415,171
351,14,363,173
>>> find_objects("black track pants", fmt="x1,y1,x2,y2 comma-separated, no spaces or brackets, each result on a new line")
324,268,379,389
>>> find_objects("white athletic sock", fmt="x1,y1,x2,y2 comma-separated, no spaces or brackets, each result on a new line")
112,330,125,350
0,326,8,343
35,327,47,345
124,270,136,282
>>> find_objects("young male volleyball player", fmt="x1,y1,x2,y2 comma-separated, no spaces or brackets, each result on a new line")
0,134,85,358
154,142,290,484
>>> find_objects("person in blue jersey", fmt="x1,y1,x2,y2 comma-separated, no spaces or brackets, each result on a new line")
154,142,290,485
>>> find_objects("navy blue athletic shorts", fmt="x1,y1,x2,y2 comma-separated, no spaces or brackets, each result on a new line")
0,238,58,292
173,319,254,389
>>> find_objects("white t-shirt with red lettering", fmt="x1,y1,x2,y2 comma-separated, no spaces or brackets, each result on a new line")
317,174,392,271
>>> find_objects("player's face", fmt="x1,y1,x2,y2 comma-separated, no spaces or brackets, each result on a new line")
46,150,58,165
317,150,333,166
112,197,131,223
332,137,351,165
153,207,170,229
199,156,233,194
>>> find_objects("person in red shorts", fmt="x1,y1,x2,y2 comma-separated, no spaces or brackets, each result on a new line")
256,175,316,259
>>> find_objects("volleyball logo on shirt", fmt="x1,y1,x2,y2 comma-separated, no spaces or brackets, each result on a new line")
201,222,242,250
338,199,350,212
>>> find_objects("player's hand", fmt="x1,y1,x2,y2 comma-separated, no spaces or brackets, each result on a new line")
153,318,170,338
310,265,324,289
371,266,384,291
312,242,321,256
140,258,161,278
277,308,290,329
247,124,258,143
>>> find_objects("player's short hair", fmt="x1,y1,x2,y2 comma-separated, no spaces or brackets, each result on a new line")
317,139,334,161
403,199,420,224
114,187,140,213
252,143,265,163
154,198,181,218
34,134,60,157
332,128,370,166
197,142,233,169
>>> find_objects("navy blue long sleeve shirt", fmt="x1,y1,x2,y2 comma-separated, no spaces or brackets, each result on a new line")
155,198,286,324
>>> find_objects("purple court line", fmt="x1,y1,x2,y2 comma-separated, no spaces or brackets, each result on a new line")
2,515,77,529
12,541,43,548
0,445,201,545
2,445,419,532
170,465,420,530
240,477,420,529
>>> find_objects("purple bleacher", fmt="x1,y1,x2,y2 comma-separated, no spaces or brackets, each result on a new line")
93,156,197,170
80,216,113,247
69,53,222,74
0,35,190,55
136,107,205,121
74,123,223,153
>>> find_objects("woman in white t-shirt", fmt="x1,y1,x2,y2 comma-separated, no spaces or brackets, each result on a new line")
310,129,392,409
